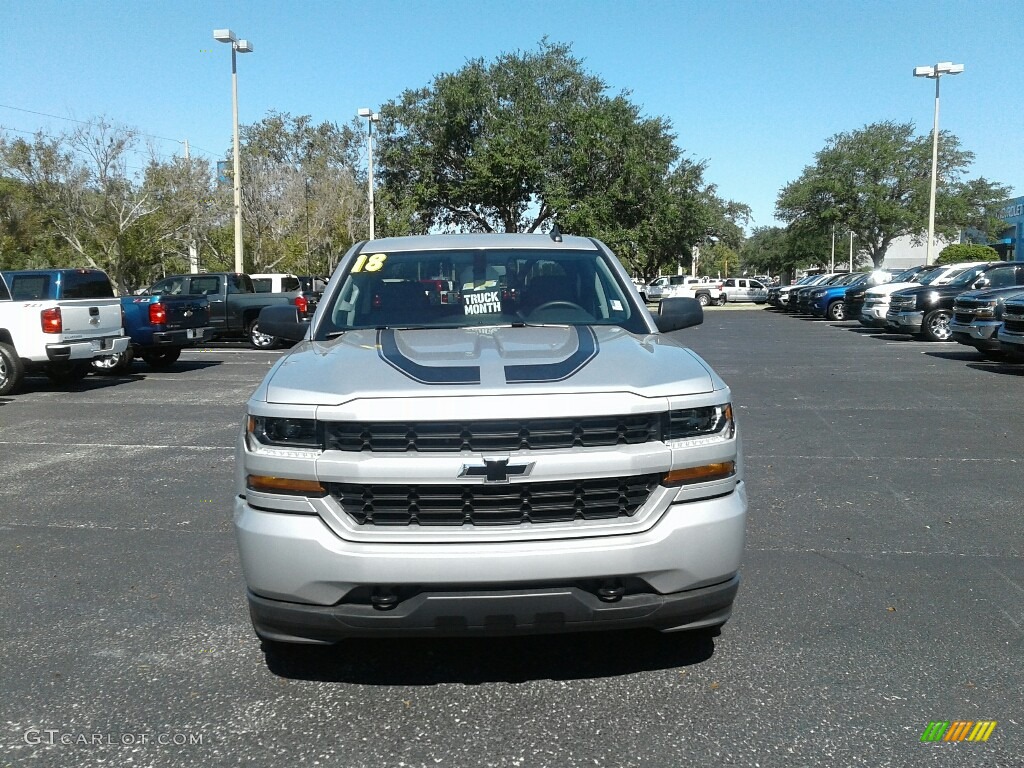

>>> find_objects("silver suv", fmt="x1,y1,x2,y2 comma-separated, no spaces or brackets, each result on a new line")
236,233,747,646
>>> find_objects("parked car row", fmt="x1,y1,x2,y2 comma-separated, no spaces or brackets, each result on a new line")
765,260,1024,360
641,275,770,307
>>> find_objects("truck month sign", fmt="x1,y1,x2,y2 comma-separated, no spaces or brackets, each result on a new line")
463,289,502,315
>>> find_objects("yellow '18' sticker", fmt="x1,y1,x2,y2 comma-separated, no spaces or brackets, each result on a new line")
351,253,387,272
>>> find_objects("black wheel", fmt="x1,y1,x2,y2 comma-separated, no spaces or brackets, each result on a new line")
91,347,134,375
921,309,953,342
696,293,711,307
0,342,25,396
45,361,90,384
248,320,280,350
826,300,846,321
140,347,182,369
715,294,727,306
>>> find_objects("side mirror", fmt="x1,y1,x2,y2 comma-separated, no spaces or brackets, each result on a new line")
973,278,990,289
654,297,704,332
258,305,308,341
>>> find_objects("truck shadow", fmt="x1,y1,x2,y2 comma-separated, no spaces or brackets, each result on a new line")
261,629,717,685
964,361,1024,377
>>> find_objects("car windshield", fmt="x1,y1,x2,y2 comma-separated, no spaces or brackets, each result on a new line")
891,267,923,282
920,268,957,285
317,247,644,337
947,266,991,287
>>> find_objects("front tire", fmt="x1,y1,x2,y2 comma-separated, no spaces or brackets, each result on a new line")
248,320,280,350
921,309,953,342
0,342,25,396
826,300,846,321
140,347,182,369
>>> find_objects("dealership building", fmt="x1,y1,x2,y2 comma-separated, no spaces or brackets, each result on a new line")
992,195,1024,261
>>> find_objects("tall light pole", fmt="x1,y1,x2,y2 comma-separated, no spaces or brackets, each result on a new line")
914,61,964,265
849,231,856,271
358,108,379,240
214,28,253,273
830,225,836,272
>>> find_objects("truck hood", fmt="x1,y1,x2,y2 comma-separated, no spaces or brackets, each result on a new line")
865,281,919,297
956,286,1024,304
263,326,718,405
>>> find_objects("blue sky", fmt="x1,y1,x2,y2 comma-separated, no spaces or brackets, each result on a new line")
1,0,1019,231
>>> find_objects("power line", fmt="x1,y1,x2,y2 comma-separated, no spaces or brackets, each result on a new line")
0,103,222,158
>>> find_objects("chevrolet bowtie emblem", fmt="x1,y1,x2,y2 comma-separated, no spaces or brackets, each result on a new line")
459,458,534,484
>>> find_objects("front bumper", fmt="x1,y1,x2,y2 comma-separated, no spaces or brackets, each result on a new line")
886,310,923,333
996,326,1024,357
234,481,747,641
950,318,1000,350
45,335,130,362
859,305,891,328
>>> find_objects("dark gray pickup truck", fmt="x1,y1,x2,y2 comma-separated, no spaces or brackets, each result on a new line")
146,273,312,348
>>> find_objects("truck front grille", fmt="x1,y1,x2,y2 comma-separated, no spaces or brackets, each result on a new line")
324,414,661,452
953,311,975,324
1003,317,1024,334
329,474,661,526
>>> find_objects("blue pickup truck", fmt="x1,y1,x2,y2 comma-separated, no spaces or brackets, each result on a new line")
91,293,214,374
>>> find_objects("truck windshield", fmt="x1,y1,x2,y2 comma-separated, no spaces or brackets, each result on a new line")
318,248,644,336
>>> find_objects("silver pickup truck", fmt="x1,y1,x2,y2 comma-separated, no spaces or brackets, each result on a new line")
234,233,747,648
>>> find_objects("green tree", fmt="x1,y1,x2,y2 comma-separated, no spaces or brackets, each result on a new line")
935,242,999,265
776,121,1010,267
235,112,364,274
375,40,743,279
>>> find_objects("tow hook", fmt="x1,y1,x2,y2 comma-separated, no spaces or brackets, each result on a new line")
597,580,625,602
370,589,399,611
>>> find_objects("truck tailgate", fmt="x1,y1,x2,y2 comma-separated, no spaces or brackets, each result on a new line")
56,299,123,339
131,295,210,329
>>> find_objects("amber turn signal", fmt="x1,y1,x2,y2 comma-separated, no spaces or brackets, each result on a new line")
247,474,325,495
663,462,736,486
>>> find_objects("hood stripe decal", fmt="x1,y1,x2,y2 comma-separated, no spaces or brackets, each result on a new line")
377,329,481,385
504,326,599,384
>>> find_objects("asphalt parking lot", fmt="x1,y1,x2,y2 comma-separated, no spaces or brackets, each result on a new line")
1,312,1022,767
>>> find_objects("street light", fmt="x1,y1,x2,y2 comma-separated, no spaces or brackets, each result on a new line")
913,61,964,265
214,28,253,273
358,108,380,240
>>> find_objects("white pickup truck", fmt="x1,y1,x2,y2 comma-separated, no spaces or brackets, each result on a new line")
0,269,129,395
645,275,723,306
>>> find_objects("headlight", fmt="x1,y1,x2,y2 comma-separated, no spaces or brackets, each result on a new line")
247,415,321,448
811,289,826,299
975,302,995,318
895,294,917,309
665,404,734,442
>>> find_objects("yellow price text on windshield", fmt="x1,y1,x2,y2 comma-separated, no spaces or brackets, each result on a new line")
351,253,387,273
